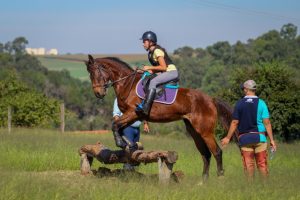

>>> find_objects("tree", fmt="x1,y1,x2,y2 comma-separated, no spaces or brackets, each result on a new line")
218,62,300,141
207,41,232,64
231,41,253,65
0,71,60,128
173,46,194,58
194,48,207,59
253,30,286,62
12,37,28,53
201,63,228,94
0,42,4,53
280,23,297,40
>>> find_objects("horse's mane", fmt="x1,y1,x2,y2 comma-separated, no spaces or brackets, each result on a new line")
102,57,133,71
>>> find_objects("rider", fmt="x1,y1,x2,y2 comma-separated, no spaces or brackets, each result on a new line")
136,31,179,115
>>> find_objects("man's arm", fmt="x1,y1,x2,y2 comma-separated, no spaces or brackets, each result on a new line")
143,121,150,133
221,120,239,147
263,118,277,151
113,99,122,119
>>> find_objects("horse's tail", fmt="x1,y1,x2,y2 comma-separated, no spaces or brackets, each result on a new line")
213,98,238,143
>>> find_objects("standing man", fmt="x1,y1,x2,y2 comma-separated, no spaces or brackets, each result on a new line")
221,80,277,179
113,98,149,170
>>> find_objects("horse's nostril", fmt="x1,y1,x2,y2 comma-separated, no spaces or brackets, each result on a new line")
95,92,100,98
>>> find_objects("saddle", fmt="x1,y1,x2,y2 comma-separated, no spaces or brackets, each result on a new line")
141,72,179,98
136,72,179,105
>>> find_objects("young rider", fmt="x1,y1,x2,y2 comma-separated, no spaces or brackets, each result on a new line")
136,31,179,115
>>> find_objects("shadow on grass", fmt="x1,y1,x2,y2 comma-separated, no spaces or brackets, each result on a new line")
91,167,184,183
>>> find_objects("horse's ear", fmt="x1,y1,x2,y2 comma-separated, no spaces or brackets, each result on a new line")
88,54,94,64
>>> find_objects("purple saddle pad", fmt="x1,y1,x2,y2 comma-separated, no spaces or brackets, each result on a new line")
135,79,178,105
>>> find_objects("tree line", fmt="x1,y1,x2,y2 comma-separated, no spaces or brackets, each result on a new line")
0,23,299,141
174,23,299,141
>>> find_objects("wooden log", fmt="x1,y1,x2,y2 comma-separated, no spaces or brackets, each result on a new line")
79,142,178,165
78,141,179,182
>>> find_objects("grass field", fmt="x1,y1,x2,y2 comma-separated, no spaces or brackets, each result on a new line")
38,54,148,81
0,128,299,200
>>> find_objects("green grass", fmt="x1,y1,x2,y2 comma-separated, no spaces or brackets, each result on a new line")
38,57,89,81
0,128,299,200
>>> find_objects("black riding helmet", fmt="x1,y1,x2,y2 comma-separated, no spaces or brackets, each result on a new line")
140,31,157,43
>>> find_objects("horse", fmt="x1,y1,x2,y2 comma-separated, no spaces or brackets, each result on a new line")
85,54,233,182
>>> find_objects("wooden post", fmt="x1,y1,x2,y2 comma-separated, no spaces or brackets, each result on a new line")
8,106,11,134
158,157,173,184
80,153,91,175
60,103,65,133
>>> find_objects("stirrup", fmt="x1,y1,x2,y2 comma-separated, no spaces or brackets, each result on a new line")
135,100,144,112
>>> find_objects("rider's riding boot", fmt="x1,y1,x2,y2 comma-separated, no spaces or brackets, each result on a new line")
136,89,156,115
255,150,268,178
142,88,156,115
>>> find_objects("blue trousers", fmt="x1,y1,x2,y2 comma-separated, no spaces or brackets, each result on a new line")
120,126,140,170
120,126,140,145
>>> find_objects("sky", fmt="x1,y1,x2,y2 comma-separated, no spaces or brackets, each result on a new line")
1,0,300,54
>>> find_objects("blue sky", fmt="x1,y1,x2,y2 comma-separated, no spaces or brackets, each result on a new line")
1,0,300,54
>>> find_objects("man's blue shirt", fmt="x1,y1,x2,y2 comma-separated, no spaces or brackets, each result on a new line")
232,96,269,134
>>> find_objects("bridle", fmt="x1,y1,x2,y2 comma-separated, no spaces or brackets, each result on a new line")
90,62,139,100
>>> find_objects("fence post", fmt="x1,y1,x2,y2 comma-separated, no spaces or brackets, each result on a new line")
8,106,11,134
158,157,173,184
60,103,65,133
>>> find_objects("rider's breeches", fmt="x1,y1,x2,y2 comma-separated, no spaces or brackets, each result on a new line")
241,142,268,178
148,70,178,90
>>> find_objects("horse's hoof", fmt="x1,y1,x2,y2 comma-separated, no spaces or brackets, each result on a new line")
217,169,225,177
197,181,204,186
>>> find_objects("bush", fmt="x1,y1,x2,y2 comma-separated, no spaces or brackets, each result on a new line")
218,62,300,141
0,71,60,128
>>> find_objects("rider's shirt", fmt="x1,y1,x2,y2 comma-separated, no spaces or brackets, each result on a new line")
232,96,269,146
148,47,177,72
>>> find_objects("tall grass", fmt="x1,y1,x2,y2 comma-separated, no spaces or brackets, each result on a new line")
0,128,299,200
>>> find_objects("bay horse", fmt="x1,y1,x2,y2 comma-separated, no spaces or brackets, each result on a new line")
85,55,233,182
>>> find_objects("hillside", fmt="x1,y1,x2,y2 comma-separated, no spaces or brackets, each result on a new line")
38,54,148,81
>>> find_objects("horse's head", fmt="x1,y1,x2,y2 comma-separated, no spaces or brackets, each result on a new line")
85,55,110,99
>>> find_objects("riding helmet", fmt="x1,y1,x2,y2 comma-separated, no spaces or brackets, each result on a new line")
140,31,157,43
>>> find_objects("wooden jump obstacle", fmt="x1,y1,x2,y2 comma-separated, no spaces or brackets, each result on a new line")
78,142,181,184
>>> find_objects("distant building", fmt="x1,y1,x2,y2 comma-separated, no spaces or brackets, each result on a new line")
47,49,58,55
25,48,58,55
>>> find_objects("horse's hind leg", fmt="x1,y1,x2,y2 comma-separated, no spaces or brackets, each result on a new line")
189,116,225,177
215,141,224,176
184,119,211,182
197,128,224,177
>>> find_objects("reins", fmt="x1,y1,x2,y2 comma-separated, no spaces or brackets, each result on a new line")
104,70,137,89
94,62,141,101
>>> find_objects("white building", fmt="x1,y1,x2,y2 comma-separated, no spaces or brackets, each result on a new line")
47,49,58,55
25,48,58,55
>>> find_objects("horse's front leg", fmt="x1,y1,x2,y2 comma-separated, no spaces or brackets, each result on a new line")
112,111,139,149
